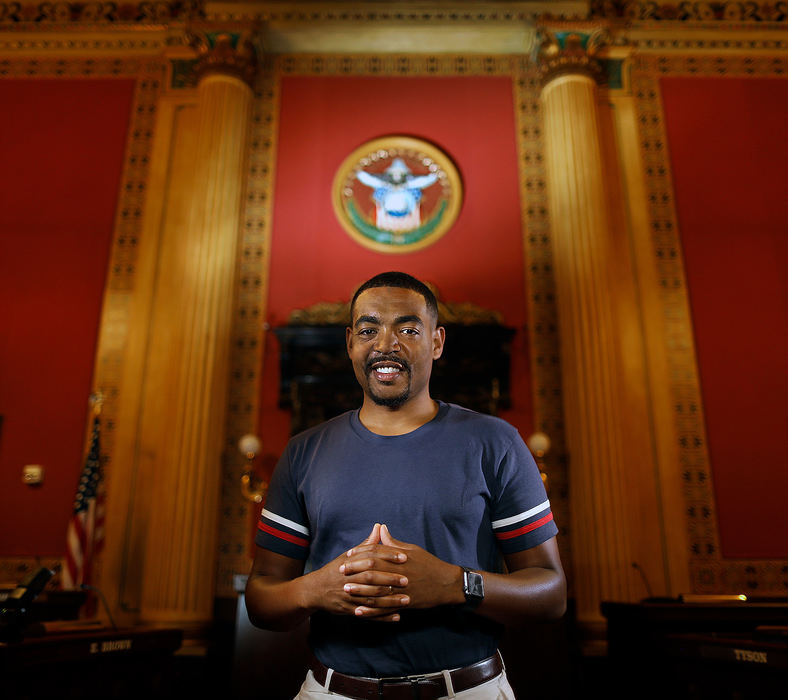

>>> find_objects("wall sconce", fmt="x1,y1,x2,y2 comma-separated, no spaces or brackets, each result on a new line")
526,431,551,490
238,433,267,504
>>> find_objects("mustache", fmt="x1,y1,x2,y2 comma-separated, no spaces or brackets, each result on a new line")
365,354,411,374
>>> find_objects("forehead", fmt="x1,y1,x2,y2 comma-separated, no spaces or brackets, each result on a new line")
352,286,429,321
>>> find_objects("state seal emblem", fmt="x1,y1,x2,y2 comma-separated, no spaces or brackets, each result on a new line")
332,136,463,253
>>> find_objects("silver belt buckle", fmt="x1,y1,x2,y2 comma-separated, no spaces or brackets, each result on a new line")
377,673,431,700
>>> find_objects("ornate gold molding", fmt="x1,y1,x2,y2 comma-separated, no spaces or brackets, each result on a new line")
0,1,203,23
536,23,610,84
187,25,258,85
591,0,788,22
206,2,587,23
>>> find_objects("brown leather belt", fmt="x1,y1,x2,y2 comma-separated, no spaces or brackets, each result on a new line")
310,652,503,700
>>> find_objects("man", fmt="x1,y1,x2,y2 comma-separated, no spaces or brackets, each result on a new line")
246,271,566,699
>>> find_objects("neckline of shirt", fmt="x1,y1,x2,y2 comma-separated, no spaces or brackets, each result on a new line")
349,400,450,442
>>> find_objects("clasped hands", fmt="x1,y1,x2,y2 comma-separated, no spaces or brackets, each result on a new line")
312,523,460,622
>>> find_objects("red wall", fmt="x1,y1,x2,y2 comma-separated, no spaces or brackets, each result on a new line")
0,79,134,555
258,75,532,472
661,77,788,558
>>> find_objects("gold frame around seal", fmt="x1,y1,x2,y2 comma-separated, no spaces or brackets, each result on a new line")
332,136,463,254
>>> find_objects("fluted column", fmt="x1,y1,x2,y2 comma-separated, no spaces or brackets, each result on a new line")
138,32,255,627
539,28,639,623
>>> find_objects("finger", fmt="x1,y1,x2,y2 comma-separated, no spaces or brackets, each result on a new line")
346,524,386,558
354,602,407,617
343,582,408,597
373,613,401,622
348,593,410,609
340,555,405,575
346,543,407,560
355,609,402,622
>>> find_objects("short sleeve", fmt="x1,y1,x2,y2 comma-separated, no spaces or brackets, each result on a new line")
254,446,311,560
490,434,558,555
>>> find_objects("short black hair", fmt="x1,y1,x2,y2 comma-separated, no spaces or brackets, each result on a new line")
350,271,439,323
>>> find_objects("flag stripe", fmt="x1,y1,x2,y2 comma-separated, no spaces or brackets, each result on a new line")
494,513,554,540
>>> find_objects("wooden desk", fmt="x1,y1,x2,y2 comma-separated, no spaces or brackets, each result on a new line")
1,626,183,700
602,599,788,700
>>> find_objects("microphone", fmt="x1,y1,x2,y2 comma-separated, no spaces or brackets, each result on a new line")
80,583,118,629
631,561,654,599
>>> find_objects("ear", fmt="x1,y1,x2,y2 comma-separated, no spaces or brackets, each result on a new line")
346,326,353,355
432,326,445,360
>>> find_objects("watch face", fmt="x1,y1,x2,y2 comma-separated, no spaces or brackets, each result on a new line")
464,569,484,601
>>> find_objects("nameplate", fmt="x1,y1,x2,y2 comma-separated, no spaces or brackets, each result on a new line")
89,639,133,654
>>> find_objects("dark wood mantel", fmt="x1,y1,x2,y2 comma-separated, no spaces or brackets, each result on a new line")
273,322,516,435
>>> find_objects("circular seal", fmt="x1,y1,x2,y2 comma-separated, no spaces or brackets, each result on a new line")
332,136,463,254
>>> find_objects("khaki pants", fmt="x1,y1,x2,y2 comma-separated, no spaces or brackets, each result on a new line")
294,667,516,700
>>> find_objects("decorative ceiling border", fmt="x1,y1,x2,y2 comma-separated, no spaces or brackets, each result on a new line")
591,0,788,22
0,0,586,27
276,52,517,75
0,56,164,593
0,1,202,24
3,0,787,27
632,52,787,595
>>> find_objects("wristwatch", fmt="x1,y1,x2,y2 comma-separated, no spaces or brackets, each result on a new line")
462,567,484,609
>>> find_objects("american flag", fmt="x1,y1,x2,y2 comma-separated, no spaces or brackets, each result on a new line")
63,414,105,608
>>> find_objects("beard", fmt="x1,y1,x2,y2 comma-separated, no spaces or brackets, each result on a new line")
369,385,411,409
364,354,411,409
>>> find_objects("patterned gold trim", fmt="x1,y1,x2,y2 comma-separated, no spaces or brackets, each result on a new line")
277,53,518,76
6,0,783,28
632,53,787,595
0,1,203,24
215,55,278,597
591,0,788,22
207,2,586,23
513,59,572,593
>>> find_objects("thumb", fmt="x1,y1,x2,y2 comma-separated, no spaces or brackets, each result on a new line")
361,522,381,545
380,523,398,546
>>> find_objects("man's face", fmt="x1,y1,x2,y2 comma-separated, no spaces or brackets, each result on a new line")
346,286,445,409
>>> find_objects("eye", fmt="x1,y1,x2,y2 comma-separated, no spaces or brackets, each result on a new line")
400,328,420,336
358,328,376,336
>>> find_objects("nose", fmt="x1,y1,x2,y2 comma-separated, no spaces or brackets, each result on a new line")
373,327,400,353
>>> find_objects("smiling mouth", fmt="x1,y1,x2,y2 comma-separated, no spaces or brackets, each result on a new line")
367,358,409,382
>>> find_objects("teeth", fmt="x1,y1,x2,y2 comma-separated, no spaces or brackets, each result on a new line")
376,366,398,374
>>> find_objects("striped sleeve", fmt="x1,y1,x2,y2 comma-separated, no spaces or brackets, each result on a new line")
491,434,558,555
255,447,311,560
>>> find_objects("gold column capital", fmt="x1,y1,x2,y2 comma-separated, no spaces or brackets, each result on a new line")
535,22,610,86
187,25,260,87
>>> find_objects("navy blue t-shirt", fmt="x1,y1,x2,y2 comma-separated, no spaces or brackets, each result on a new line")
255,402,558,676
